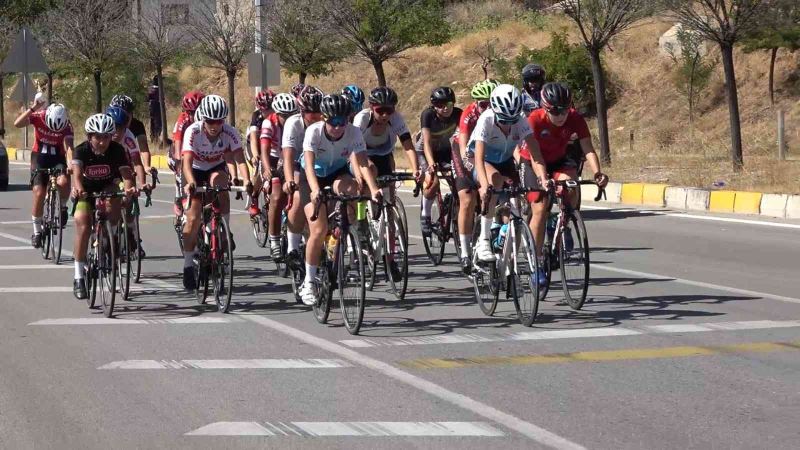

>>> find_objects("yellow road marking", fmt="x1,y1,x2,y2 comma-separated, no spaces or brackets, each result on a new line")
397,341,800,369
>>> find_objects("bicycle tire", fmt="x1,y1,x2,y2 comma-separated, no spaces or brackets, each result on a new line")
41,192,53,260
421,194,445,265
213,216,235,313
118,220,131,301
560,209,590,310
394,195,409,244
472,259,499,316
132,215,142,283
277,225,289,277
99,221,117,318
174,215,185,253
384,208,408,300
509,220,541,327
251,208,268,248
53,195,63,265
450,193,461,259
312,250,332,324
338,227,366,335
539,242,553,301
86,237,98,308
195,228,210,304
364,214,379,291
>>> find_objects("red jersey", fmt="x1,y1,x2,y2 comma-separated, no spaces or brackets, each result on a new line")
259,113,283,159
30,110,74,156
458,101,484,137
172,111,194,159
520,108,590,163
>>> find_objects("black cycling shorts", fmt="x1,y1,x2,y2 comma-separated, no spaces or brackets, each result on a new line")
191,163,228,187
368,153,394,177
30,153,67,187
299,165,355,205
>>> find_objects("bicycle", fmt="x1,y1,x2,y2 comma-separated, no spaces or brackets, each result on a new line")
189,184,247,313
281,182,304,303
118,168,158,300
310,186,372,335
539,180,604,310
74,191,126,318
471,184,542,326
364,173,418,301
34,167,65,264
420,164,462,265
248,158,270,248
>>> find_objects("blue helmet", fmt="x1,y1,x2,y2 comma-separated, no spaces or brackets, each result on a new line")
105,106,129,126
341,84,364,112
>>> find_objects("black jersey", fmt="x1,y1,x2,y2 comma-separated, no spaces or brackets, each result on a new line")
73,141,130,192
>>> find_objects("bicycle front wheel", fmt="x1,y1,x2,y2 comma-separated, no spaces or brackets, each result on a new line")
450,193,461,259
421,194,445,266
41,193,53,260
53,195,63,264
394,195,409,245
338,227,366,335
213,216,235,313
312,251,331,324
86,237,98,309
385,207,408,300
131,215,142,282
251,206,268,248
560,209,590,310
510,220,540,327
99,221,118,318
118,220,131,301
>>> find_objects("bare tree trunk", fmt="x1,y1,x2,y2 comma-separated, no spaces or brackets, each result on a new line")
720,43,743,171
689,53,698,123
47,72,54,104
93,69,103,113
299,72,307,84
0,74,5,137
372,59,387,87
157,64,168,149
589,49,611,166
768,47,777,106
482,61,489,79
226,69,237,127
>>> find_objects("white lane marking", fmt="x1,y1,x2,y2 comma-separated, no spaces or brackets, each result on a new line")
667,213,800,229
0,221,33,225
340,319,800,348
0,246,33,250
594,265,800,305
186,421,504,437
0,231,31,245
29,317,241,325
0,287,73,293
0,264,71,270
98,359,352,370
243,315,584,449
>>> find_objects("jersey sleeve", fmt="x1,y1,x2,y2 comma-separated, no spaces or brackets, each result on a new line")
472,113,492,143
223,125,243,152
353,111,369,132
124,131,141,156
302,124,320,154
181,126,198,154
281,117,301,149
351,127,366,154
113,143,132,169
29,111,45,128
391,113,411,140
129,119,147,138
260,117,275,143
516,116,533,140
72,143,88,166
569,111,591,140
458,105,474,136
420,108,435,129
63,122,74,140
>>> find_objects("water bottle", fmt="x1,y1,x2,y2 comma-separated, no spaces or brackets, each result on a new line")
490,219,501,248
495,223,509,250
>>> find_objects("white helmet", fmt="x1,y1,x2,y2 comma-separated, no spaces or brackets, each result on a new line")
194,108,204,123
197,94,228,120
45,103,69,132
85,113,115,134
490,84,523,121
271,93,298,115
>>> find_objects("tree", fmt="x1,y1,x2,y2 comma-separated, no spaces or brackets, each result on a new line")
0,16,14,135
189,0,255,127
131,6,190,146
562,0,653,166
468,38,504,79
43,0,127,113
668,27,715,123
666,0,772,171
0,0,57,26
266,0,348,84
327,0,451,87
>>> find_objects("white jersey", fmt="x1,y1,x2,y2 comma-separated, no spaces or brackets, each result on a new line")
353,109,410,157
467,110,532,164
181,121,243,171
259,113,283,159
281,113,309,163
115,129,140,159
302,121,365,178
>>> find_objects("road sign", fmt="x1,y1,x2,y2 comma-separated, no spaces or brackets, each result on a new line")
247,51,281,88
8,74,36,104
0,27,49,74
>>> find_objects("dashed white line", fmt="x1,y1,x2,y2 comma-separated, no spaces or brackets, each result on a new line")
98,358,352,370
0,264,71,270
29,317,241,325
186,421,505,437
0,246,33,250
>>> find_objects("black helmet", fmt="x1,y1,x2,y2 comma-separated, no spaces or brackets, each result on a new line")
368,87,398,107
110,94,135,113
297,85,324,113
320,94,352,119
540,82,572,110
430,86,455,104
521,63,546,84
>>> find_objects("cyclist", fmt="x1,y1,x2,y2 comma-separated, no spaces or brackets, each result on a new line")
298,94,381,306
470,84,548,266
170,91,205,216
259,92,299,259
110,94,152,173
281,85,324,270
180,95,252,290
246,88,276,216
70,114,136,299
341,84,365,122
14,99,74,248
520,82,608,269
520,63,545,115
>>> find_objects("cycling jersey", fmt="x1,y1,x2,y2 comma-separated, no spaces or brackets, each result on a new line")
115,129,140,159
248,109,265,138
353,110,411,157
181,121,242,171
72,141,130,192
519,108,589,164
468,110,532,164
281,113,309,163
416,106,462,155
521,90,542,115
457,101,484,139
301,121,365,178
129,117,146,139
259,113,283,159
29,110,74,156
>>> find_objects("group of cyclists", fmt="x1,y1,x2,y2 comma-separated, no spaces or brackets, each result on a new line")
17,61,609,313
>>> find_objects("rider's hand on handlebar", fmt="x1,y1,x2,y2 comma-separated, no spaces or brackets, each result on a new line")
183,182,195,197
283,180,295,196
72,186,85,199
371,189,383,205
594,172,609,188
245,179,254,195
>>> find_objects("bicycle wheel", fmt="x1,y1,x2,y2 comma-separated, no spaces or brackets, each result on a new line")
174,215,185,253
384,207,408,300
364,215,379,291
53,195,63,264
277,224,289,277
472,258,499,316
212,215,235,313
99,221,118,318
338,227,366,335
312,251,332,324
449,193,461,258
539,241,553,301
394,195,409,244
559,209,590,310
251,207,268,248
422,194,446,265
41,193,53,260
86,237,98,309
117,220,131,301
195,229,210,304
131,215,142,283
510,219,541,327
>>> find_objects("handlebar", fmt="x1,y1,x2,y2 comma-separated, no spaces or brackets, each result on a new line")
186,185,248,209
311,186,373,222
69,191,126,216
376,172,421,197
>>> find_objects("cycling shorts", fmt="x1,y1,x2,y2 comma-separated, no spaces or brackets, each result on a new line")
299,164,356,205
368,153,394,177
191,162,228,187
30,154,67,187
267,155,285,183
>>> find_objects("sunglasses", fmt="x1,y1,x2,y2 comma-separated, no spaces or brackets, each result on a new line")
545,107,569,116
325,115,348,127
93,133,112,140
432,101,453,109
373,106,394,116
205,118,224,125
496,116,518,125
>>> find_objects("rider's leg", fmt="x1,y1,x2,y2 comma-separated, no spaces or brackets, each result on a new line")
31,183,46,236
72,202,92,279
268,177,284,250
210,170,231,225
457,186,476,258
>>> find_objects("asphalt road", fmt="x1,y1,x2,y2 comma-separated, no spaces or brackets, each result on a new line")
1,161,799,449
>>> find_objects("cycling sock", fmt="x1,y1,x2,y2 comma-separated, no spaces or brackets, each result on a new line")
305,263,317,283
421,197,433,217
459,234,471,257
183,250,196,268
480,216,492,240
74,261,85,280
288,232,301,252
32,216,42,234
269,234,281,241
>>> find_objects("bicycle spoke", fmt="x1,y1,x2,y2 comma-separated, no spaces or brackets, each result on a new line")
560,210,590,310
338,228,365,335
510,221,540,326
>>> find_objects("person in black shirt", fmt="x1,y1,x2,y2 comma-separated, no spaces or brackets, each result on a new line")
70,113,136,300
110,94,152,173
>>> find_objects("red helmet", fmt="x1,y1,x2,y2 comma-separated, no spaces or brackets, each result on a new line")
256,88,276,109
182,90,205,112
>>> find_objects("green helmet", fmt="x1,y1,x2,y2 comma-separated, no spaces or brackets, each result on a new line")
470,79,500,100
